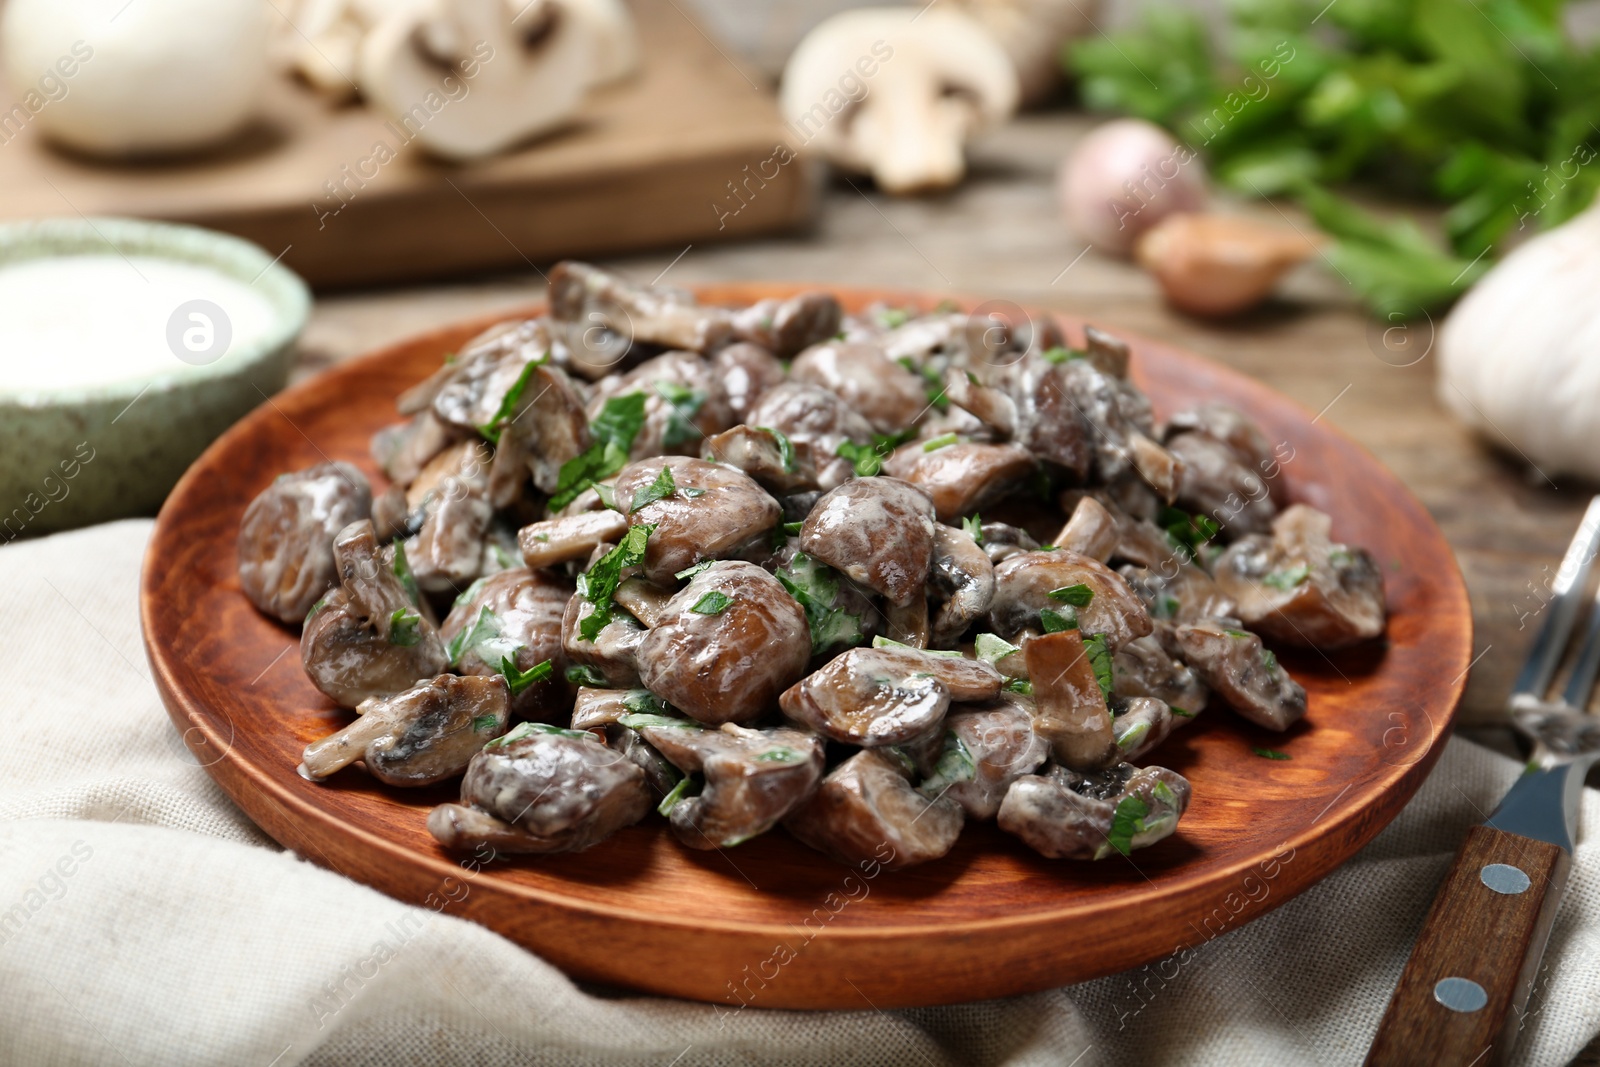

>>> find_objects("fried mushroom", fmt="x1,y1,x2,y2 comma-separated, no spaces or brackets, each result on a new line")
988,549,1153,649
882,441,1036,522
238,462,372,624
439,568,574,721
784,749,964,871
1172,619,1306,731
779,644,1001,745
615,456,782,584
800,477,936,606
917,697,1049,819
998,762,1190,860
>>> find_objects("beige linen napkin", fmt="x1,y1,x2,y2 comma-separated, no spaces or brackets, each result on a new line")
3,520,1598,1067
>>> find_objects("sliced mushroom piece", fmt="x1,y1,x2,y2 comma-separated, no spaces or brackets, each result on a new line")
979,521,1040,564
439,567,574,721
300,674,510,786
1172,619,1306,731
1110,696,1176,762
790,339,928,434
1012,360,1093,478
1083,325,1131,379
427,722,652,853
612,576,674,629
1212,504,1386,649
731,292,843,357
488,362,592,503
587,351,734,460
518,509,630,569
1117,563,1236,624
998,763,1190,860
943,370,1018,438
370,484,420,544
929,523,995,646
884,595,931,649
711,342,788,424
882,442,1036,523
918,697,1049,819
602,722,680,798
1112,634,1209,720
1023,629,1119,771
371,410,461,488
429,328,558,435
1053,495,1119,563
633,718,826,849
1165,403,1280,492
548,261,735,361
615,456,782,584
405,440,491,511
700,424,818,493
784,749,965,870
800,477,936,607
1128,432,1184,505
403,476,494,596
746,381,876,491
238,462,372,624
561,588,646,688
1166,430,1277,537
988,549,1153,649
779,644,1001,746
636,562,811,725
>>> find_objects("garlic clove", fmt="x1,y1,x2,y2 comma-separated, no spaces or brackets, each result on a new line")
1134,213,1319,318
1059,118,1209,256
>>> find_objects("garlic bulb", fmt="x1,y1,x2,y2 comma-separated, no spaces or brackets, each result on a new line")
1059,118,1209,257
1438,199,1600,481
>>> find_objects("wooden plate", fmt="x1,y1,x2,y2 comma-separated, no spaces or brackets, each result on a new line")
142,285,1471,1010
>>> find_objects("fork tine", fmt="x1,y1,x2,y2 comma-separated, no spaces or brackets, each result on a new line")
1561,592,1600,710
1511,495,1600,706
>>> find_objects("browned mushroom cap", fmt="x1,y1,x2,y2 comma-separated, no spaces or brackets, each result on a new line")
917,697,1049,819
1166,430,1277,537
403,479,493,597
1012,361,1093,478
1117,562,1236,625
439,567,574,722
238,462,372,624
1127,432,1184,505
552,261,734,355
517,509,630,570
978,521,1039,565
1212,504,1385,649
998,762,1190,860
746,382,875,491
603,721,682,798
427,722,651,853
405,440,490,510
1110,696,1177,762
636,562,811,725
711,342,788,423
988,549,1153,648
701,424,818,493
615,456,783,584
631,718,826,848
1165,402,1283,503
801,477,936,606
488,363,591,504
561,591,646,688
587,351,734,460
1083,325,1131,378
779,644,1001,746
1113,633,1209,719
1172,619,1306,731
731,292,843,356
929,523,995,646
371,410,463,488
429,322,561,433
882,441,1036,523
1053,495,1119,563
300,674,510,786
1023,629,1120,771
943,370,1019,438
784,748,964,871
790,338,928,434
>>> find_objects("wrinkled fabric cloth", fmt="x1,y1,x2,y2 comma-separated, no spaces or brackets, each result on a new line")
2,520,1597,1067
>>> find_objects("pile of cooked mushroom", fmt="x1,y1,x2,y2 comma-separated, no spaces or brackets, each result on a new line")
237,261,1387,870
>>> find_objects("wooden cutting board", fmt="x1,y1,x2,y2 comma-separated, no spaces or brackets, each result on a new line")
0,0,813,288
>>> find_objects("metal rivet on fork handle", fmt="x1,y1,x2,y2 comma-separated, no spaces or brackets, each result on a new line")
1480,863,1531,895
1433,977,1489,1013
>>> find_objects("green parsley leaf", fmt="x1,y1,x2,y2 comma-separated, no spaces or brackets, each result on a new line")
305,595,329,623
476,357,544,444
500,656,553,695
1083,632,1115,701
391,539,420,606
1160,506,1221,561
1041,346,1085,364
471,714,499,732
1115,720,1151,752
1263,563,1311,590
578,524,654,643
657,772,699,816
619,708,699,732
896,356,949,412
1261,649,1279,675
656,380,707,448
550,392,648,510
593,482,618,510
918,731,976,798
877,307,911,329
782,521,804,536
1170,706,1196,718
485,721,592,749
1224,628,1253,639
872,635,965,657
962,514,983,543
754,746,803,763
760,426,798,474
631,465,678,512
974,632,1020,665
836,428,918,477
1105,795,1149,857
1152,780,1178,806
564,663,609,688
776,552,865,655
1155,594,1181,619
446,605,500,666
1003,677,1034,695
690,591,733,615
388,608,422,647
1252,747,1292,761
922,432,959,452
1040,607,1078,633
1047,583,1094,608
675,560,714,581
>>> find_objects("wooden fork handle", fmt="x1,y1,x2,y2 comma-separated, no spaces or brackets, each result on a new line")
1365,825,1570,1067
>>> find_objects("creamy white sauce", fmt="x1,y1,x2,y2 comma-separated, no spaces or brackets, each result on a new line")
0,254,279,392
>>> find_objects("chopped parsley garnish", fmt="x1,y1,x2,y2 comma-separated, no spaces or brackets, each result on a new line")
550,392,648,510
305,595,329,622
872,635,964,657
476,357,544,444
782,521,804,536
835,428,918,477
1161,506,1221,561
776,552,864,655
622,690,672,718
918,732,976,798
877,307,911,329
564,663,609,687
486,721,591,749
593,482,619,510
500,657,553,695
1105,794,1149,857
391,539,420,606
1152,780,1178,806
897,356,949,412
1170,706,1196,718
1041,346,1086,364
446,605,502,666
1047,583,1094,608
975,632,1020,665
631,465,679,511
675,560,714,581
962,514,983,543
1115,720,1151,752
1261,649,1279,675
577,524,654,642
1252,747,1292,761
1040,607,1078,633
1328,548,1353,567
1155,594,1181,619
1003,677,1035,695
922,432,959,452
657,773,698,816
471,714,499,732
619,708,698,732
656,380,707,448
754,747,803,763
760,426,798,474
690,591,733,616
388,608,422,647
1224,628,1253,639
1083,632,1115,701
1263,563,1311,590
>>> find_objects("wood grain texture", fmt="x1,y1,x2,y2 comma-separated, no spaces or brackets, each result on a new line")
142,285,1473,1010
1366,825,1569,1067
0,0,811,288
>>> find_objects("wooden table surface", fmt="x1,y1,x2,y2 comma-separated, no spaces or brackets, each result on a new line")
298,110,1592,737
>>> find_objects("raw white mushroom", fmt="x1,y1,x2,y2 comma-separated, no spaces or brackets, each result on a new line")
955,0,1097,105
359,0,591,161
1060,118,1209,257
780,6,1019,195
2,0,270,157
559,0,639,88
1438,197,1600,481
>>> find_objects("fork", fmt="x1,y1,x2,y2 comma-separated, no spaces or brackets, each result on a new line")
1366,496,1600,1067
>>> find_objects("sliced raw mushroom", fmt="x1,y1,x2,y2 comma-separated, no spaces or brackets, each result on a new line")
998,762,1190,860
631,717,826,848
1172,619,1306,731
928,523,995,646
300,673,510,786
730,292,843,356
786,748,964,869
917,697,1049,819
614,456,782,584
1110,696,1176,762
988,549,1153,649
700,424,818,493
281,0,382,102
1166,430,1277,537
548,261,734,364
359,0,591,162
1112,633,1209,720
746,381,875,491
587,351,734,459
427,722,652,853
711,342,788,423
1212,504,1385,649
779,644,1001,746
800,477,936,606
439,567,574,721
780,8,1019,195
489,362,592,503
790,338,928,434
371,410,461,488
635,562,811,725
559,0,640,88
561,584,646,688
882,441,1036,523
1053,495,1119,563
238,462,371,624
301,521,448,707
517,508,629,569
1023,629,1119,771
